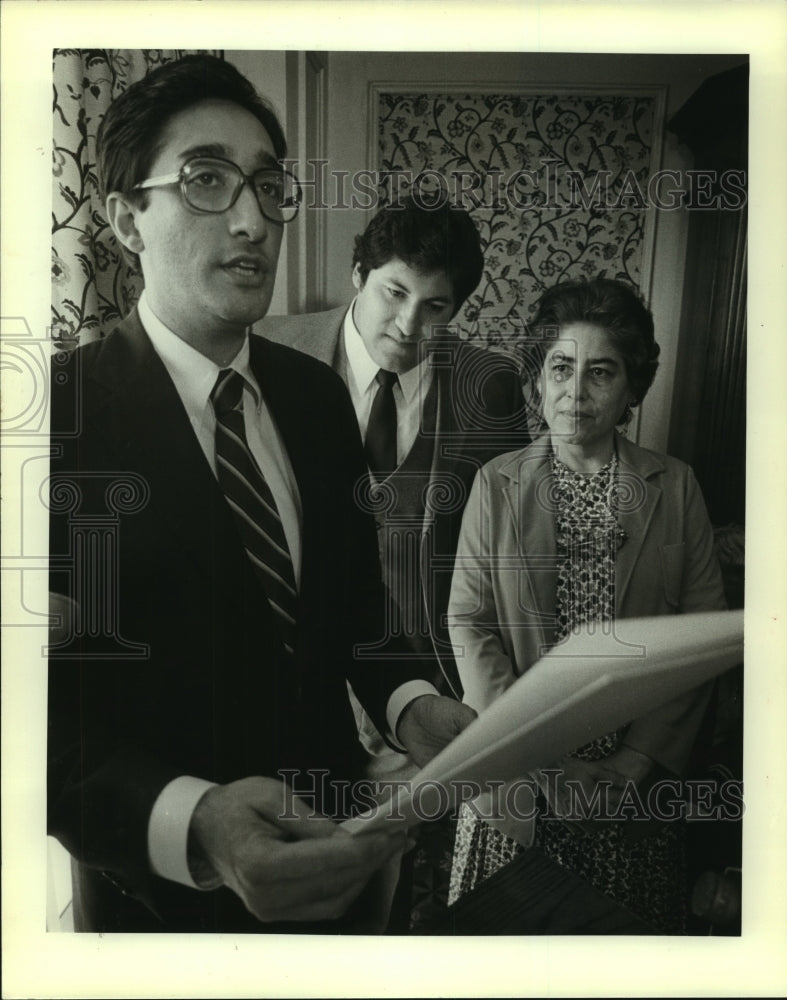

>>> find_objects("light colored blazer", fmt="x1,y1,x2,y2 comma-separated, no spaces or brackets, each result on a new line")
447,433,727,778
257,306,349,370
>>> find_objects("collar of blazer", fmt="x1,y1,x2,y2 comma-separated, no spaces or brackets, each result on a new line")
88,307,306,452
495,432,667,619
258,305,346,368
73,308,237,587
80,309,313,590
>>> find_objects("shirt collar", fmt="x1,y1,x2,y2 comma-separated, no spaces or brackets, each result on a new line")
342,296,430,404
138,291,262,411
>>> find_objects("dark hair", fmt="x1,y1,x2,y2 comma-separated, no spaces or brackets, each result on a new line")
529,278,660,415
97,54,287,268
351,196,484,315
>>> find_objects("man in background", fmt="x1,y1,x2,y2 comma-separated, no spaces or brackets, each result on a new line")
261,198,531,712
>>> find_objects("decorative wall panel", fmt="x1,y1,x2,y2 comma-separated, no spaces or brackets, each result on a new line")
374,86,665,349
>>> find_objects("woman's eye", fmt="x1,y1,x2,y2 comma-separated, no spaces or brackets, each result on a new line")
387,287,404,299
590,367,612,379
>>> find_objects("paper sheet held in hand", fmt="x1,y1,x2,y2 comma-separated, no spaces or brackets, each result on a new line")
342,609,743,834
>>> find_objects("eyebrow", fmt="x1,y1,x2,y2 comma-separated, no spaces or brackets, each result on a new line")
387,278,453,304
548,350,619,366
178,143,280,170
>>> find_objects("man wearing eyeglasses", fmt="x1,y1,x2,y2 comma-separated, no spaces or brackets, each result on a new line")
47,54,474,934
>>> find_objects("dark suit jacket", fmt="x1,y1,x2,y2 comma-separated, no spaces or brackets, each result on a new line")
47,309,423,932
259,306,531,697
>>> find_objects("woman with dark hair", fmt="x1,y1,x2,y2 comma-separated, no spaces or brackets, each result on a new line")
446,278,726,933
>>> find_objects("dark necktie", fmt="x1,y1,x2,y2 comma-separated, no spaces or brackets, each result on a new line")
365,369,399,479
211,368,298,657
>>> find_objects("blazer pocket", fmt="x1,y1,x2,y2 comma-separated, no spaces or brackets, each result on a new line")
659,543,685,608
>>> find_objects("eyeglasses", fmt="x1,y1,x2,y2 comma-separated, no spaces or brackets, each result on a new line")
133,155,301,224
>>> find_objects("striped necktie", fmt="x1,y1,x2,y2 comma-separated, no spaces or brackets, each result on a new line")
211,368,298,657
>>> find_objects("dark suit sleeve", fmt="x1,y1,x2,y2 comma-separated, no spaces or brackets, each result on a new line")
47,347,181,900
47,335,295,900
493,351,532,447
47,333,429,927
453,344,530,442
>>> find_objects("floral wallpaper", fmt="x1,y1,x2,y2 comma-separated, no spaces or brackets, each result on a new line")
377,91,660,349
52,49,222,348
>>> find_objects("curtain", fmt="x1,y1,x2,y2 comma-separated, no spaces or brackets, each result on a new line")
666,64,748,528
51,49,222,349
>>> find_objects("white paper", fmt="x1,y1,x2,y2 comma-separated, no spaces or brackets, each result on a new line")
343,609,744,834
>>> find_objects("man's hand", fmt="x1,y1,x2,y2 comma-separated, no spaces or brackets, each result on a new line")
397,695,477,768
188,777,408,924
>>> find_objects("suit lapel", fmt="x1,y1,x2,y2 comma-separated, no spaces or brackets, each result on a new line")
250,333,351,677
614,435,664,612
299,306,346,367
419,358,465,650
508,435,663,626
248,334,317,547
502,440,559,647
88,311,235,584
331,323,350,386
424,340,519,527
500,435,664,635
423,350,469,531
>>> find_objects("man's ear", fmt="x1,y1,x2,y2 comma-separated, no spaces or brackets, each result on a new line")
351,263,365,292
105,192,145,256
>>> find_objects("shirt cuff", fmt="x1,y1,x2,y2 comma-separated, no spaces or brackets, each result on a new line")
386,681,441,750
147,775,218,889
